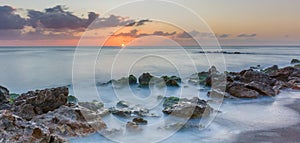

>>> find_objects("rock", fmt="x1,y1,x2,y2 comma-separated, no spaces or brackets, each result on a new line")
270,66,299,82
116,100,130,108
227,82,260,98
163,96,180,108
13,86,69,120
246,81,276,96
207,89,234,99
67,95,78,106
161,76,181,87
32,105,106,137
240,70,277,86
126,121,140,132
132,117,148,125
138,73,154,87
0,110,66,143
162,97,213,119
78,101,109,117
0,85,9,103
129,75,137,84
250,65,262,70
295,64,300,69
262,65,279,74
109,101,157,118
291,59,300,64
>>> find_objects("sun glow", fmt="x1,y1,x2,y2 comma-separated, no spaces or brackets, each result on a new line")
121,43,125,48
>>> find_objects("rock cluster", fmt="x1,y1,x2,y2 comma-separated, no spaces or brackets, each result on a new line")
0,86,107,143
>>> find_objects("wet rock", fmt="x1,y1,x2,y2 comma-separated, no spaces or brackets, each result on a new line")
162,97,213,119
109,101,157,118
270,66,300,82
0,85,9,103
295,64,300,69
13,86,69,120
246,81,276,96
161,76,181,87
207,89,234,99
0,110,66,143
67,95,78,106
78,101,109,117
126,121,140,132
129,75,137,84
163,96,180,108
132,117,148,125
116,100,130,108
138,73,154,87
227,82,260,98
291,59,300,64
262,65,279,74
32,105,106,137
240,70,276,86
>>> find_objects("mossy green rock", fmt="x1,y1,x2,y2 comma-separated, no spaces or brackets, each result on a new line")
163,97,180,108
262,65,278,74
291,59,300,64
67,95,78,105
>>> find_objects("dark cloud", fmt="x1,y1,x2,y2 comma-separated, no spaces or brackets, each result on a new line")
218,34,230,38
125,19,152,27
28,5,92,29
0,6,26,29
113,29,176,38
237,33,257,38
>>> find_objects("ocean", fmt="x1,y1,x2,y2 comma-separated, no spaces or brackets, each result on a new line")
1,46,300,143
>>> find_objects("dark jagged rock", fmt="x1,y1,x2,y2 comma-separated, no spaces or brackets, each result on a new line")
138,73,154,87
0,85,9,103
246,81,276,96
0,110,66,143
13,86,69,120
163,96,180,108
162,97,213,119
240,70,277,86
227,82,260,98
262,65,279,74
132,117,148,125
291,59,300,64
270,66,300,82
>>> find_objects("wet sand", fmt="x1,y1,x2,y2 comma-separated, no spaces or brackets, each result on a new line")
234,99,300,143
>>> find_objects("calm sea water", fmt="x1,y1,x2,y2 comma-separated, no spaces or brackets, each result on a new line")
1,46,300,143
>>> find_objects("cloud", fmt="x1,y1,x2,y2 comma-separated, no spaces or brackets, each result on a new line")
176,31,215,39
218,34,230,38
125,19,152,27
0,6,26,29
27,5,93,29
113,29,176,38
237,33,257,38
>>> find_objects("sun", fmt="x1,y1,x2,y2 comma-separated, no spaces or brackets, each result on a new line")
121,43,125,48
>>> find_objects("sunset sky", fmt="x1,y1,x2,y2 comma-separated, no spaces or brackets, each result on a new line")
0,0,299,46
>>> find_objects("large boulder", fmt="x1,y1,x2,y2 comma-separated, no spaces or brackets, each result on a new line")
162,97,213,119
14,86,69,120
227,82,260,98
262,65,279,75
161,76,181,87
240,70,277,86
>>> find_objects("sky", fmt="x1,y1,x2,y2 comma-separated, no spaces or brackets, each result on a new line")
0,0,299,46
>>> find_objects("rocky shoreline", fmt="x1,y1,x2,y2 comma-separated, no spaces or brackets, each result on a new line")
0,59,300,143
